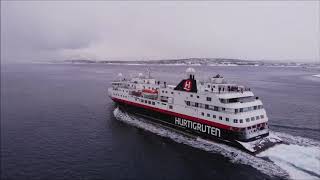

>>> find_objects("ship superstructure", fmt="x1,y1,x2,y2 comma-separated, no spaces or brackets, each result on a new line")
108,68,281,153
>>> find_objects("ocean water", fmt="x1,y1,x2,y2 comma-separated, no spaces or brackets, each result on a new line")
1,63,320,180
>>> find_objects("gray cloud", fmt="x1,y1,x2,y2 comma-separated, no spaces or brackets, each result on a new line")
1,1,319,62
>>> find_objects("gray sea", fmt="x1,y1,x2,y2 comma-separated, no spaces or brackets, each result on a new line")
1,63,320,180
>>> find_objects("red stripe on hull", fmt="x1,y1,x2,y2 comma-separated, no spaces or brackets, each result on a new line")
111,97,232,130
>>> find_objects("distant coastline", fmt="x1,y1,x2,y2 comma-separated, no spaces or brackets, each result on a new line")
49,58,319,68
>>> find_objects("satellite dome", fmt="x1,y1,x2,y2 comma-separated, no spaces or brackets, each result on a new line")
118,73,123,77
186,67,196,73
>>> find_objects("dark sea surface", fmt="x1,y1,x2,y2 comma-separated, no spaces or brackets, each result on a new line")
1,63,320,180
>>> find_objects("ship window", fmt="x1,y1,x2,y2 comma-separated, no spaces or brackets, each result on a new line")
240,119,243,123
247,127,251,130
219,116,222,120
148,101,151,104
162,90,164,93
205,104,209,109
169,105,173,109
246,118,250,122
152,102,155,105
212,115,216,118
197,96,199,98
222,108,225,111
186,101,191,106
260,115,264,119
145,100,147,103
208,84,210,88
190,94,193,97
195,103,199,107
201,112,204,116
207,113,210,117
233,119,238,123
251,117,255,121
225,117,229,121
171,92,174,94
165,91,168,93
254,106,257,110
206,97,212,101
256,116,260,120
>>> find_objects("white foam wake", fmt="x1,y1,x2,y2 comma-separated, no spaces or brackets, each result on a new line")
257,144,320,180
258,131,320,180
271,131,320,147
113,108,289,178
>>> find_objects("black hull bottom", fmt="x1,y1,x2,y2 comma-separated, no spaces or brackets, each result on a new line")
114,102,281,154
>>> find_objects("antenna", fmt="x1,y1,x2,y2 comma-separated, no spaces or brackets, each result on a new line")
146,67,151,78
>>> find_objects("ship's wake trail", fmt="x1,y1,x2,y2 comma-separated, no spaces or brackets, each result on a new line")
113,108,320,179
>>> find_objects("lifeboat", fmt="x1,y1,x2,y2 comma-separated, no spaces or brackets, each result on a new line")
142,89,158,94
142,89,158,99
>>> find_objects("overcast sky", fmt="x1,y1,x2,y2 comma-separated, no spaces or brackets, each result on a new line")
1,1,319,63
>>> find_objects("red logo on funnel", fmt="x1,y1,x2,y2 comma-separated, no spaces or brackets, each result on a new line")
183,80,192,91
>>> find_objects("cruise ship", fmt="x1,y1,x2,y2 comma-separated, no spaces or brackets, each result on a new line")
108,68,282,153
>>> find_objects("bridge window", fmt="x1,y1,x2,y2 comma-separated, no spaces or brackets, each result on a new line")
226,117,229,121
219,116,222,120
152,102,155,105
169,105,173,109
207,113,210,117
251,117,255,121
256,116,260,120
234,119,238,123
240,119,243,123
246,118,250,122
260,115,264,119
201,112,204,116
212,115,216,118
